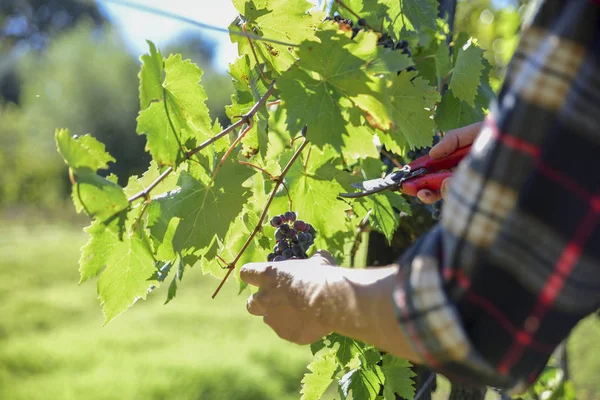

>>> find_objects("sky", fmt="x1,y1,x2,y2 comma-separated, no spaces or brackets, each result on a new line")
98,0,241,71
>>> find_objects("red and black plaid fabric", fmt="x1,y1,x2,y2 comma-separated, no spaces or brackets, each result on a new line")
392,0,600,392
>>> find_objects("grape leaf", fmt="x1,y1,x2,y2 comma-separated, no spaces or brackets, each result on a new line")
148,159,253,265
272,146,353,238
80,215,158,324
435,89,483,131
70,170,129,222
361,347,382,367
387,71,440,149
278,28,412,150
123,160,180,199
226,55,270,157
55,130,129,222
381,354,416,400
55,129,115,171
137,50,213,167
414,40,451,87
449,38,484,106
138,41,164,109
301,346,338,400
342,124,380,163
436,58,494,131
230,0,324,75
342,0,389,30
358,191,410,243
402,0,438,31
339,365,382,400
327,333,360,367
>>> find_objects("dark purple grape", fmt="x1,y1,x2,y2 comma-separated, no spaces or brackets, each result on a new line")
270,216,283,227
275,229,286,241
284,211,296,222
273,255,286,262
288,229,296,238
267,253,276,262
293,220,307,231
396,40,408,49
297,232,308,243
351,26,361,39
279,224,291,235
357,18,366,26
292,245,305,257
279,213,287,222
305,233,313,243
282,248,294,259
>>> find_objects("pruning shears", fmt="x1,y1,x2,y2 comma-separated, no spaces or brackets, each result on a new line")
339,145,472,198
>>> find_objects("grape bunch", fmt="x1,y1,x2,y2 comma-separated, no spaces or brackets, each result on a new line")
267,211,317,262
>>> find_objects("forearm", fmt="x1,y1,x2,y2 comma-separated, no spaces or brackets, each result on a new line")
318,265,421,362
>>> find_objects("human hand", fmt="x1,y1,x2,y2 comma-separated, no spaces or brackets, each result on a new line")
240,251,343,345
416,122,483,204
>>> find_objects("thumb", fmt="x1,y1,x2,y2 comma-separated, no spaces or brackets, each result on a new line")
240,262,276,287
430,122,482,159
312,250,336,265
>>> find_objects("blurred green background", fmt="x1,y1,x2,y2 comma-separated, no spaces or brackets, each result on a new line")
0,1,597,399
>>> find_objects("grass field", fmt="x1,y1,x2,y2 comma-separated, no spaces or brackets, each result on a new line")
0,221,597,400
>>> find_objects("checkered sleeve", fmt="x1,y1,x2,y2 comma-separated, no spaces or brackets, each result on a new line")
392,0,600,392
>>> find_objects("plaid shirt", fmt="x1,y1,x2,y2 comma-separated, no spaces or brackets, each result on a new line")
393,0,600,393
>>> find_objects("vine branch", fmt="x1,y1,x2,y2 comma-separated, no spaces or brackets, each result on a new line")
127,81,276,203
212,129,310,299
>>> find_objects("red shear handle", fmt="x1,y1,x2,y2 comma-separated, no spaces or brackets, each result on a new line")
401,172,452,197
407,144,472,172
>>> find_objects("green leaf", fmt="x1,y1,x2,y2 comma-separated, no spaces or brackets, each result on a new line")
278,28,412,149
381,354,416,400
138,40,164,109
339,365,381,400
414,40,451,87
272,146,352,238
387,71,440,149
449,38,484,106
226,55,270,157
361,348,382,368
327,333,360,367
301,346,338,400
123,160,180,198
55,129,115,171
359,192,410,243
342,124,380,163
71,169,129,222
137,49,213,167
402,0,438,31
80,216,158,324
148,159,253,265
230,0,325,75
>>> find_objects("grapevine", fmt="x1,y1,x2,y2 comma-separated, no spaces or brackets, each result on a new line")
55,0,494,398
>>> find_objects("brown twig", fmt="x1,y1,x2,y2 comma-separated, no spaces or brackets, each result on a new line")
212,129,310,298
380,149,404,169
439,68,454,94
350,209,372,268
243,23,270,83
127,81,276,203
210,120,254,183
238,161,277,180
266,100,281,107
336,0,375,30
303,145,312,171
239,161,294,228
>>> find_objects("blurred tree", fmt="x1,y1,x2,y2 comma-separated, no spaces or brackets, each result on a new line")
454,0,526,89
0,0,106,103
0,20,145,208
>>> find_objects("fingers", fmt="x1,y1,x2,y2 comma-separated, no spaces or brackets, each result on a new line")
430,122,483,159
246,291,268,316
417,189,441,204
239,262,276,287
441,177,452,199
